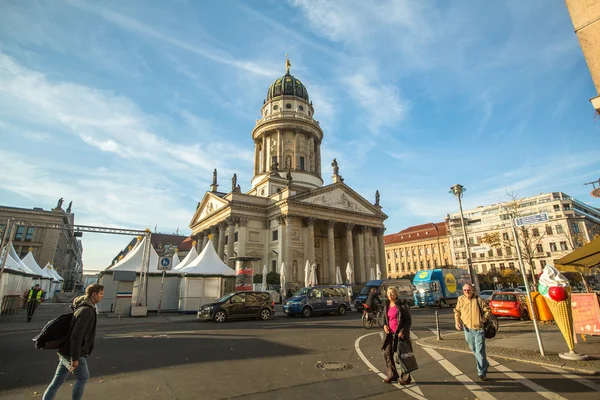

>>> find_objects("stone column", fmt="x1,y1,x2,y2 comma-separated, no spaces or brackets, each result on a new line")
363,226,370,280
345,223,355,283
357,226,365,283
373,228,380,269
378,228,386,274
277,128,282,166
226,217,236,268
327,220,336,284
261,135,267,173
201,230,209,251
316,142,321,176
304,217,316,265
276,215,285,272
210,226,219,251
196,233,203,253
285,215,294,274
218,222,227,260
237,218,248,258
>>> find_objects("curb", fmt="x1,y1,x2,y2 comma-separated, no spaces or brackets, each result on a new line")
416,339,600,376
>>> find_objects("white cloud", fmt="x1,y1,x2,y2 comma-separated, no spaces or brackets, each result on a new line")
0,53,251,174
70,1,279,77
343,71,408,132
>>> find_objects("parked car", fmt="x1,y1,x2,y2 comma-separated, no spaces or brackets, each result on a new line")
489,292,530,320
283,285,351,317
479,290,495,301
198,291,275,323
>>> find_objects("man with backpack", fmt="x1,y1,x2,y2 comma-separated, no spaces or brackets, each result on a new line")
454,284,491,382
42,284,104,400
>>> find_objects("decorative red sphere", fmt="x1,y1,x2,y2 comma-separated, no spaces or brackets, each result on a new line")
548,286,568,301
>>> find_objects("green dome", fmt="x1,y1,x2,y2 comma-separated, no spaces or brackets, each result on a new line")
266,73,309,102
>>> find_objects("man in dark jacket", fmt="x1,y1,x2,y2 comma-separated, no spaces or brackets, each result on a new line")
365,287,381,313
42,284,104,400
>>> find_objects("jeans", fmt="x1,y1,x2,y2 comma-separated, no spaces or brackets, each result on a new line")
43,355,89,400
464,327,489,376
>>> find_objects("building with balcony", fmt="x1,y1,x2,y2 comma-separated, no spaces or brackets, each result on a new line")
384,222,452,278
0,199,83,290
446,192,600,275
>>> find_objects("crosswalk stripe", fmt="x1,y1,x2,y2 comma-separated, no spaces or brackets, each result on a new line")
488,359,568,400
542,366,600,392
421,347,497,400
355,332,426,399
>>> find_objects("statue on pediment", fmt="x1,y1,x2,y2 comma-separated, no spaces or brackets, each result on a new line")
56,197,64,209
331,158,339,175
375,190,380,206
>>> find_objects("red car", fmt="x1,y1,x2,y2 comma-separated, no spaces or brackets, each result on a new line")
489,292,530,320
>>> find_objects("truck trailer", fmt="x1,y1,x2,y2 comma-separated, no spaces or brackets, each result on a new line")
412,268,471,307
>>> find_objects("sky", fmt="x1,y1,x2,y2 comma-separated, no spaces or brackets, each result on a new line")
1,0,599,272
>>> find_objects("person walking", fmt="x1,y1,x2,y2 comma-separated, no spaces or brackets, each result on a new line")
381,286,412,384
42,284,104,400
26,284,44,322
454,283,491,381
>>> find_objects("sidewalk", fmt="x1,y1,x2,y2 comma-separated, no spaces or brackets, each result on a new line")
417,320,600,375
0,304,287,333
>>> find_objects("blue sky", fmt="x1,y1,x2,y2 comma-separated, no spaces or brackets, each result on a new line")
1,0,599,271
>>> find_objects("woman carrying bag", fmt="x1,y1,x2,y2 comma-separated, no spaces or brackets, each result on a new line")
381,286,413,384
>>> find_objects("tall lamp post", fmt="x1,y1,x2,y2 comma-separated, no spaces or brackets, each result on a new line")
449,184,480,293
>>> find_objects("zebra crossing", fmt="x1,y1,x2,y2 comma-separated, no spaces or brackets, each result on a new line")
355,328,600,400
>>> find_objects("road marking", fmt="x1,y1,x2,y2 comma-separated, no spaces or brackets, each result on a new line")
421,347,497,400
355,332,426,399
542,366,600,392
488,359,568,400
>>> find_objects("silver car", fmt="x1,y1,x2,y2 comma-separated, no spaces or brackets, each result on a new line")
479,290,495,301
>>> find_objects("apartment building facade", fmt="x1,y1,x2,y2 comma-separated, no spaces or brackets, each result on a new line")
446,192,600,275
384,222,452,278
0,201,83,291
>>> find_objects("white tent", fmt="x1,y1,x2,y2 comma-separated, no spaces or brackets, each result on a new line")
43,263,63,296
172,252,180,269
100,236,180,314
21,251,54,298
7,244,36,275
172,246,198,271
0,249,35,312
178,242,235,312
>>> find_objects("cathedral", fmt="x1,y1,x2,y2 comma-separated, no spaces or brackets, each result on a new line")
188,60,388,285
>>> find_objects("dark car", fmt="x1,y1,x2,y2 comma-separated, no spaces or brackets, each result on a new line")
283,285,351,317
198,291,275,323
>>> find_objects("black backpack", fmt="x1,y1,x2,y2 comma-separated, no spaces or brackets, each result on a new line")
32,305,93,350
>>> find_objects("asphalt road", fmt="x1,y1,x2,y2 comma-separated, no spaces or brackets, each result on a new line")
1,308,599,399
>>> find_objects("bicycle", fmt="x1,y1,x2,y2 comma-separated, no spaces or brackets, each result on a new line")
362,304,384,329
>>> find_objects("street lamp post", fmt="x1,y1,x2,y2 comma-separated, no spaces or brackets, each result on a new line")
449,184,480,293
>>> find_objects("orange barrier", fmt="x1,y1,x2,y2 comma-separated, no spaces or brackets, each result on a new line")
531,291,554,321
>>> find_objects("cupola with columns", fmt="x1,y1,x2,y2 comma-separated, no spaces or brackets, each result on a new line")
250,56,324,196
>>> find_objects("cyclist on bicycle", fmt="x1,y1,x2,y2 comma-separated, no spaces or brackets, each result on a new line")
365,287,381,314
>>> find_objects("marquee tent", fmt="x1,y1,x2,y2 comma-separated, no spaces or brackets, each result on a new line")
43,263,64,296
0,250,36,313
21,251,54,299
178,242,235,312
99,236,180,314
172,246,198,271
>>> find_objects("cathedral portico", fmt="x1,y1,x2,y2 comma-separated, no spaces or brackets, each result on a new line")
188,58,387,286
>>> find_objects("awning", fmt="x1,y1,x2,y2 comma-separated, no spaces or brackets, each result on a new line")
555,236,600,273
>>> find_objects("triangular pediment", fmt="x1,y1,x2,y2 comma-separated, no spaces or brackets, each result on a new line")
191,192,230,224
292,184,381,216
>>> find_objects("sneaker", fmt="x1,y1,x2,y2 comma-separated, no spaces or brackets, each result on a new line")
479,374,487,381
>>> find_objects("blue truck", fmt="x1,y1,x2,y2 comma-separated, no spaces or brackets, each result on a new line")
412,268,471,307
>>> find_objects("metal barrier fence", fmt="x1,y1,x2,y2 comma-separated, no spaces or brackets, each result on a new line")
96,296,217,316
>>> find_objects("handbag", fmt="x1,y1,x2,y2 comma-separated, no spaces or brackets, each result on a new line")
394,338,419,373
476,297,496,339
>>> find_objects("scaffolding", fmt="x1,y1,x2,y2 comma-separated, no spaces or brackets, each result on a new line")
0,218,152,307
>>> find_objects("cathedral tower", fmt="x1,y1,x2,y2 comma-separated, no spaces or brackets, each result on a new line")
250,57,324,196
